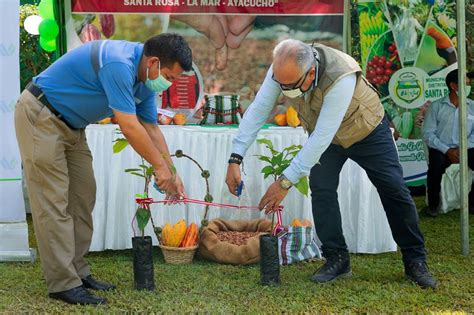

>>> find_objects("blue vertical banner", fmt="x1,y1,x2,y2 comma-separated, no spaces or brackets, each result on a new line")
0,0,32,261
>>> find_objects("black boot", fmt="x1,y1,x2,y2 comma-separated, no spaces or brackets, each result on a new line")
405,261,438,289
423,206,439,218
311,249,351,283
49,285,107,305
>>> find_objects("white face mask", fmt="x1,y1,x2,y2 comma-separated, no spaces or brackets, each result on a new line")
282,88,305,98
280,61,319,99
455,86,472,97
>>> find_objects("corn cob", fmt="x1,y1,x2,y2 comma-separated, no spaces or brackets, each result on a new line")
399,111,414,139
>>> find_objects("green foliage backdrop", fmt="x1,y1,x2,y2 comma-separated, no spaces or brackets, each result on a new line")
19,4,53,91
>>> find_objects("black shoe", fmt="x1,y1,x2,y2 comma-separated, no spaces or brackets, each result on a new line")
82,275,116,291
405,261,438,289
424,206,439,218
311,249,352,283
49,285,107,305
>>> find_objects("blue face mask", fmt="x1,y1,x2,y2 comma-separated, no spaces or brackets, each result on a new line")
145,62,172,92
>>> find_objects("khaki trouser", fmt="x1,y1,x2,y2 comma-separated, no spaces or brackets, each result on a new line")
14,90,96,293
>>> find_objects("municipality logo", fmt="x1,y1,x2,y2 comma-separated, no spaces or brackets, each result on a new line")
0,43,15,56
395,72,422,104
389,67,428,109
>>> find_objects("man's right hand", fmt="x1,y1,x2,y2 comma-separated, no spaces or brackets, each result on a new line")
154,166,179,195
225,163,242,197
446,148,460,163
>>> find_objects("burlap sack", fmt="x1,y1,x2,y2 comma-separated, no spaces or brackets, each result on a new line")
199,218,272,265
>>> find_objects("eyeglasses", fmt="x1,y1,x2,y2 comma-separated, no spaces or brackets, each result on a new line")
272,67,311,91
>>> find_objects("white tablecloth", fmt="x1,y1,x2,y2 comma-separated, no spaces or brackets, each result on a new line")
86,125,396,253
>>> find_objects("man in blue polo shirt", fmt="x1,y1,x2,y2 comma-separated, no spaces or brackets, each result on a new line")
14,33,192,305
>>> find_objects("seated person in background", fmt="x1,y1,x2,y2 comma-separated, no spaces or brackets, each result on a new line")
422,69,474,217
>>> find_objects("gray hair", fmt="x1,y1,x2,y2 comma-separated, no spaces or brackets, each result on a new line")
272,39,314,72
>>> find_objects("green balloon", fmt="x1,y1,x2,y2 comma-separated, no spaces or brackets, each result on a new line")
39,36,56,52
38,0,55,20
38,19,59,40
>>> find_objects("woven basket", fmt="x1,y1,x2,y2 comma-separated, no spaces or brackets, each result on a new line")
159,245,198,264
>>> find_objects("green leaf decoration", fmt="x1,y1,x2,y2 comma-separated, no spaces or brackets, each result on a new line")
113,138,129,153
294,177,309,197
136,207,151,232
204,194,214,202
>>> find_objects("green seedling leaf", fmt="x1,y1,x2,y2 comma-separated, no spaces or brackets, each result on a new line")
257,138,273,149
170,164,177,175
294,177,309,197
113,138,129,153
257,156,271,163
129,172,145,178
136,207,151,232
125,168,141,173
261,165,274,177
271,153,284,166
146,166,154,177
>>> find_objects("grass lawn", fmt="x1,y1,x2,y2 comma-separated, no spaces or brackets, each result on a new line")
0,197,473,313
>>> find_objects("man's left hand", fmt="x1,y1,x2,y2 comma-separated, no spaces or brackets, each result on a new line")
259,181,289,214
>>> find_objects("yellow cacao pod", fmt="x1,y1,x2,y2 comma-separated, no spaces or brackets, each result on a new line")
167,219,187,247
161,223,172,246
287,106,300,127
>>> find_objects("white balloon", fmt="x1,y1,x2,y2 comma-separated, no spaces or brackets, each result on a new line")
24,15,43,35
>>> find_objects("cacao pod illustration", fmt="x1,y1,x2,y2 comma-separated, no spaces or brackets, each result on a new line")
79,24,101,43
99,14,115,38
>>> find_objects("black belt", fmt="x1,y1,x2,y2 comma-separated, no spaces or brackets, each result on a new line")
25,82,77,130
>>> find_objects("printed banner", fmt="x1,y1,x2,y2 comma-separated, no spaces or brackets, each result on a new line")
0,0,31,262
71,0,344,15
0,0,25,221
68,1,344,121
357,0,459,186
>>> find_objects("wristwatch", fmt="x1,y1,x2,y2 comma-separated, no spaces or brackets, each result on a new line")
278,174,293,190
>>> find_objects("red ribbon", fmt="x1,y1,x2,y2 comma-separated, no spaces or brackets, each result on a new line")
136,197,284,212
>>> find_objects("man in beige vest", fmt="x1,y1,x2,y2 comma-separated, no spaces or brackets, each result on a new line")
226,39,437,289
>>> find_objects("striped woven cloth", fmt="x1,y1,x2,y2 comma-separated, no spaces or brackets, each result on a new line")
201,94,242,125
277,226,322,265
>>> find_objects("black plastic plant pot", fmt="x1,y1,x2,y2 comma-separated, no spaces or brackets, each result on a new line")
259,234,280,286
132,236,155,291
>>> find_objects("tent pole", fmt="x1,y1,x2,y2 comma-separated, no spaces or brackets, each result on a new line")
456,0,469,256
343,0,351,54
